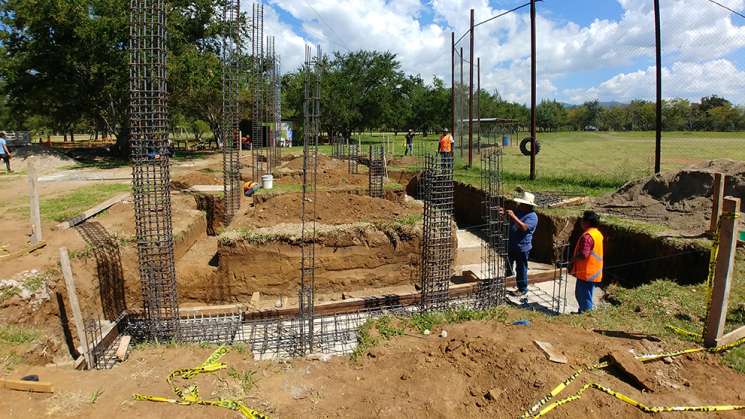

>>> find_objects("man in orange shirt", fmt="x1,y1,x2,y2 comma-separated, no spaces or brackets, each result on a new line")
571,211,604,313
438,128,454,166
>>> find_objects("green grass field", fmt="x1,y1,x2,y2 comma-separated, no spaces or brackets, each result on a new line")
356,131,745,196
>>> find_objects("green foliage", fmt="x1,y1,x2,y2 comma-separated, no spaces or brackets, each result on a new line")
227,367,258,395
0,325,40,345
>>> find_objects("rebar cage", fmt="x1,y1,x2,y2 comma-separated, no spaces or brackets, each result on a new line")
129,0,179,339
477,149,509,308
419,153,455,311
222,0,241,223
368,144,385,198
348,142,359,174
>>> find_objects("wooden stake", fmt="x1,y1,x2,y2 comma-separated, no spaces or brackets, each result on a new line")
28,157,42,244
704,197,740,348
59,247,91,368
709,173,725,235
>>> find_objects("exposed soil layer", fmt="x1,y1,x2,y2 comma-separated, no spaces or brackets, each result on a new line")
215,222,422,297
234,191,421,229
272,154,370,188
2,317,744,418
3,145,75,172
595,159,745,234
171,171,223,189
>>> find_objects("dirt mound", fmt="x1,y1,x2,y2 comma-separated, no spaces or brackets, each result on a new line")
5,145,75,171
273,154,369,187
595,159,745,234
235,192,419,228
171,171,222,189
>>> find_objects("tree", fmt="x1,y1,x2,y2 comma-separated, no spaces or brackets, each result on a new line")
536,100,566,132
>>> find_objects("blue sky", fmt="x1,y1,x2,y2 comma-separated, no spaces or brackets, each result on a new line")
260,0,745,104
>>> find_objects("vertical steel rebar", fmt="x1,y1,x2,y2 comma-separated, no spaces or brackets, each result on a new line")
129,0,179,340
478,149,509,308
222,0,241,224
468,9,474,167
529,0,537,180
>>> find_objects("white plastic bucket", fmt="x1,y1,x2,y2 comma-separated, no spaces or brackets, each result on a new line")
261,174,273,190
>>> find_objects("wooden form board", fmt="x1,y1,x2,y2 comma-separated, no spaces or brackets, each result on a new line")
56,193,129,230
0,241,46,261
28,157,42,244
704,197,741,348
709,173,725,235
0,379,53,393
59,247,91,368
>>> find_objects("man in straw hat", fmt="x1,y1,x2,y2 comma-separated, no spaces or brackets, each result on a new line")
503,188,538,297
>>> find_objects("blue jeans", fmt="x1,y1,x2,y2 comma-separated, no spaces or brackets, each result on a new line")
507,249,530,293
575,279,597,313
405,142,413,155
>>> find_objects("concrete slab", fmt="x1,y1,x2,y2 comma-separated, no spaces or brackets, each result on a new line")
506,275,604,315
456,229,482,249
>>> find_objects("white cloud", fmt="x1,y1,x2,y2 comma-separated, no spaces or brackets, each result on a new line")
247,0,745,104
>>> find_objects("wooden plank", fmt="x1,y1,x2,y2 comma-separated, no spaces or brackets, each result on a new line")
59,247,91,369
0,379,53,393
0,241,47,261
27,157,42,244
717,325,745,347
56,193,129,230
534,340,568,364
116,335,131,361
548,196,589,209
709,173,725,235
608,350,655,392
704,197,740,348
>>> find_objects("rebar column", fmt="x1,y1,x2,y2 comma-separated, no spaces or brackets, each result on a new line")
129,0,179,339
368,145,385,198
420,153,454,311
251,3,265,181
477,149,509,308
299,45,322,354
222,0,241,223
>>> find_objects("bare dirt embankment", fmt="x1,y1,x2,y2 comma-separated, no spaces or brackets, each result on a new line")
2,317,744,418
595,159,745,235
272,154,370,188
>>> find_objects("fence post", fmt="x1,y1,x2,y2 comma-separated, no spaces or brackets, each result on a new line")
59,247,91,368
703,197,740,348
28,157,42,245
709,173,725,235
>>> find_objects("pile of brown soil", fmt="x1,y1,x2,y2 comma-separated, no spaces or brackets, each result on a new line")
595,159,745,234
171,171,222,189
273,154,369,188
235,191,419,228
6,145,75,171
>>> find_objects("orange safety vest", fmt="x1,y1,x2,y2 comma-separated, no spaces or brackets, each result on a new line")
439,134,453,153
572,227,604,283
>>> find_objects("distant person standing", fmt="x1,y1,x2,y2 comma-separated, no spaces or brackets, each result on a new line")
504,190,538,297
438,128,454,166
0,131,12,173
404,129,415,156
571,211,604,313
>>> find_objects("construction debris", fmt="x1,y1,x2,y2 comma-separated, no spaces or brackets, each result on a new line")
533,340,568,364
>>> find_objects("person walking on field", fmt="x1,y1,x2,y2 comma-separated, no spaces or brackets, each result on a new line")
404,129,415,156
0,131,12,173
571,211,604,313
504,190,538,298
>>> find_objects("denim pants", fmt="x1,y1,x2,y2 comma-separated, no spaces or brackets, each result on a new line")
405,142,413,155
507,248,530,293
575,279,597,312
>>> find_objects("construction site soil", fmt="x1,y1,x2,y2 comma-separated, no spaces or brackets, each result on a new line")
595,159,745,234
272,154,370,188
235,191,420,228
2,317,744,418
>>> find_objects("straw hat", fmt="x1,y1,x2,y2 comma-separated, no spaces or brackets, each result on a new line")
513,190,536,207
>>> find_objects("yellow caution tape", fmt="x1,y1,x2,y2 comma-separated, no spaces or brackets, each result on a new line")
521,337,745,418
133,346,269,419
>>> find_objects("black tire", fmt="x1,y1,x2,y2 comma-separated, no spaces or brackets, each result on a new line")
520,137,541,156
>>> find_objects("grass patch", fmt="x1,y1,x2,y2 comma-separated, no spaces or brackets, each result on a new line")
37,183,130,222
0,324,40,345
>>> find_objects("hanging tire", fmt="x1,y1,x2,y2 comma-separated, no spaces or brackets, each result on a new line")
520,137,541,156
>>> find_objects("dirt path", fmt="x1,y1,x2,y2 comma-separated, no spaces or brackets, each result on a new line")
1,317,743,418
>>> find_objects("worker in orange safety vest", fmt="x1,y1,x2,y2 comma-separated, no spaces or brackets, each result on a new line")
438,128,454,167
571,210,604,313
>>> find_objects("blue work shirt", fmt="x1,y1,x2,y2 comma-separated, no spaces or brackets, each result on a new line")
0,138,6,155
509,210,538,252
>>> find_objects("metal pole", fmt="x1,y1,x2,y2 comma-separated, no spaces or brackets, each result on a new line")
460,47,464,159
468,9,474,167
451,32,456,136
529,0,537,180
477,57,481,153
654,0,662,174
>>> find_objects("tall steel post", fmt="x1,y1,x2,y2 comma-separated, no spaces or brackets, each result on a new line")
460,47,464,159
654,0,662,174
477,57,481,153
468,9,474,167
529,0,537,180
451,32,456,136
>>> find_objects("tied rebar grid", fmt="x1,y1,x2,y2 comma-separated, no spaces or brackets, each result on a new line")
348,142,359,174
420,153,454,311
222,0,241,223
477,149,509,308
129,0,179,339
251,3,265,182
299,45,322,355
271,38,282,164
368,144,385,198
